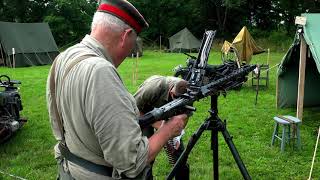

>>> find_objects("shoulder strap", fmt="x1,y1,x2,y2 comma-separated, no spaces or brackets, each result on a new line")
50,54,95,141
49,54,114,177
62,54,95,81
49,55,65,142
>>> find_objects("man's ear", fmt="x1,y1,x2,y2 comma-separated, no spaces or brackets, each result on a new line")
169,89,175,99
120,28,133,48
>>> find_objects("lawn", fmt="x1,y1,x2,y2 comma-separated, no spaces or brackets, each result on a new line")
0,50,319,179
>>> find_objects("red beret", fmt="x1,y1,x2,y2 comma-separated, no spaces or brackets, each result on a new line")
97,0,149,33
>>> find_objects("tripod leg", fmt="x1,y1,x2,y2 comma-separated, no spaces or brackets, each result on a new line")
220,124,251,180
166,120,210,180
212,125,219,180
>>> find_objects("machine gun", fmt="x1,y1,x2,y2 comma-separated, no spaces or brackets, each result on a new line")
138,30,256,128
0,75,26,143
174,57,243,86
139,30,255,180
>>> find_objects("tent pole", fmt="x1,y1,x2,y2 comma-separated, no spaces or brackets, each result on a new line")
296,35,307,121
5,51,9,67
308,126,320,180
267,48,270,65
7,53,12,68
132,53,135,86
0,44,5,66
135,52,139,84
276,76,278,108
12,48,15,68
13,53,15,68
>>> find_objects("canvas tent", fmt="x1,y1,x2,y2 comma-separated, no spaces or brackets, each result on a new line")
221,26,265,65
0,22,59,67
277,13,320,120
169,28,201,53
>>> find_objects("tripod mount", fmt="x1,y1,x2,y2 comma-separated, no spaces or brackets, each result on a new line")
166,94,251,180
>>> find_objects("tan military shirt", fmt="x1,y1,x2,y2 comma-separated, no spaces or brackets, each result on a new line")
46,35,149,179
133,75,181,113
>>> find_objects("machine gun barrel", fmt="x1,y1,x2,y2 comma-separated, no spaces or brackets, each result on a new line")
200,65,256,96
188,30,216,86
196,30,216,69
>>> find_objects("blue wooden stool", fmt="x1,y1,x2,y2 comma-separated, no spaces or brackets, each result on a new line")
271,115,301,151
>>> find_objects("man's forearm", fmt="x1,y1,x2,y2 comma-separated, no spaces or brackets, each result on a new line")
147,125,171,163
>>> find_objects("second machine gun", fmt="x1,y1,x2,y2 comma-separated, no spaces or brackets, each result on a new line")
0,75,26,143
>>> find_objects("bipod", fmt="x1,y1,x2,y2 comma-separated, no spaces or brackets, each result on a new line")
166,95,251,180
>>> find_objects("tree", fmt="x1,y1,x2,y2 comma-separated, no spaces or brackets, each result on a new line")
0,0,51,23
277,0,320,35
216,0,246,36
1,0,319,47
44,0,96,46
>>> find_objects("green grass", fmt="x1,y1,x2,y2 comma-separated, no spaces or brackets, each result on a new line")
0,50,320,179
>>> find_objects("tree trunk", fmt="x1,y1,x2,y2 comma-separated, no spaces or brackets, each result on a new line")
216,5,223,32
222,7,228,38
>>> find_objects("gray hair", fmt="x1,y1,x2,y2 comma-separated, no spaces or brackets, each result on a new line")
91,12,136,35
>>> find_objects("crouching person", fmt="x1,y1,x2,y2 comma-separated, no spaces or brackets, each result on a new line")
134,75,190,180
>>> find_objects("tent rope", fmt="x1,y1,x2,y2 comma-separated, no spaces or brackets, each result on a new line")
246,63,279,82
308,126,320,180
59,37,82,51
44,50,54,63
0,169,28,180
32,49,43,64
21,52,35,65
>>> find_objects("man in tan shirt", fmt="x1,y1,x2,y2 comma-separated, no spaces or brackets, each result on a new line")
46,1,188,179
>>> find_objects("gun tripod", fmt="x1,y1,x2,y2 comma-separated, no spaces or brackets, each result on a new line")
167,95,251,180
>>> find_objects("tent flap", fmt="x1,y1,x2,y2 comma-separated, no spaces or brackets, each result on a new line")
277,13,320,108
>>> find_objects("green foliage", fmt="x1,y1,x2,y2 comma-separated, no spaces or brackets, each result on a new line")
0,0,319,47
267,31,291,44
131,0,203,42
0,0,96,46
0,51,320,179
44,0,96,46
250,29,293,52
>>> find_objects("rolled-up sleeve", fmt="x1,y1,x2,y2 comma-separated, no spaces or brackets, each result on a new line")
86,63,149,178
